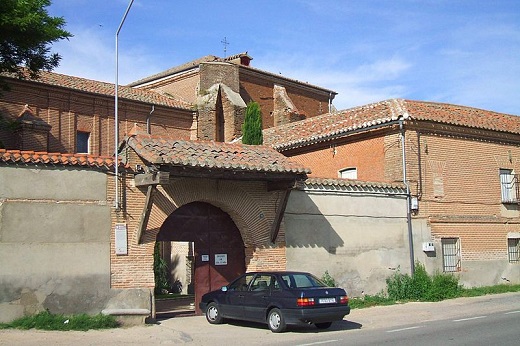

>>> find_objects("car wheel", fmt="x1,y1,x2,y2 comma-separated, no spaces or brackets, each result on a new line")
315,322,332,329
205,302,224,324
267,308,286,333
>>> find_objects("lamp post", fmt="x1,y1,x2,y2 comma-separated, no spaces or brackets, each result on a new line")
114,0,134,210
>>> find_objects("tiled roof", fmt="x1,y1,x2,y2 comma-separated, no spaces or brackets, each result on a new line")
303,177,406,193
124,133,310,175
2,70,193,110
264,99,520,151
0,149,117,169
128,53,337,94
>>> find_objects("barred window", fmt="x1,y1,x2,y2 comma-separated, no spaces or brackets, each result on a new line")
508,238,519,263
441,238,461,272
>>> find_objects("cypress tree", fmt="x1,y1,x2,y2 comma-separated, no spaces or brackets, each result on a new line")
242,101,263,145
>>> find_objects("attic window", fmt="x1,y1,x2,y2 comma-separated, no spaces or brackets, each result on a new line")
339,167,357,179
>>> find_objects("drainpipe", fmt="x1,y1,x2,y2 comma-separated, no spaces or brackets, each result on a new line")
147,105,155,134
328,92,333,113
400,117,415,276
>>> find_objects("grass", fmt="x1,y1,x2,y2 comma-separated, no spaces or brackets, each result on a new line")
350,283,520,309
0,310,118,331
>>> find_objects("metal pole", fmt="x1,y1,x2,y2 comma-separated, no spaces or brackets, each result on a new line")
114,0,134,210
400,117,415,276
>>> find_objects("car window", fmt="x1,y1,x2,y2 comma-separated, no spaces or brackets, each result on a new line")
281,273,326,288
250,275,276,291
228,274,254,292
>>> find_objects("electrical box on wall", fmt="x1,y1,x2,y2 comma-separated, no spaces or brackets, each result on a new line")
422,242,435,252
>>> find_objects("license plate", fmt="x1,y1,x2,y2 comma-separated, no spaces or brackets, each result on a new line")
319,297,336,304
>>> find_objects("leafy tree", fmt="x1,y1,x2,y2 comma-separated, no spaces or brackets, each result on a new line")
242,101,263,145
0,0,72,84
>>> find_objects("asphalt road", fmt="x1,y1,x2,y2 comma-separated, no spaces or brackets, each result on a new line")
1,292,519,345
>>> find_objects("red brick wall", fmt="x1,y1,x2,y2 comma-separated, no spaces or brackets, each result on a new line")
0,80,193,155
239,71,330,129
287,135,387,181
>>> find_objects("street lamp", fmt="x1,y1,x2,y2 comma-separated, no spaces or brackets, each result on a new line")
114,0,134,210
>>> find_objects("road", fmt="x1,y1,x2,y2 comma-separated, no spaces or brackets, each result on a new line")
1,292,519,345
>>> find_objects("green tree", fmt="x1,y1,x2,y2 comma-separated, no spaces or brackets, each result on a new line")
242,101,263,145
0,0,72,84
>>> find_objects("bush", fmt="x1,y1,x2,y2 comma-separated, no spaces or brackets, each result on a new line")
321,271,336,287
386,262,461,302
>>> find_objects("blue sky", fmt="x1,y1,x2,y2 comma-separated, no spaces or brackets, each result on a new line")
48,0,520,115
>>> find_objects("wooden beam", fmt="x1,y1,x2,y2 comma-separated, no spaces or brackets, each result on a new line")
270,189,291,243
137,185,155,244
134,171,170,187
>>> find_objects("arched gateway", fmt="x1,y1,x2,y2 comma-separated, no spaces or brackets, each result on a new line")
111,131,308,319
157,202,245,311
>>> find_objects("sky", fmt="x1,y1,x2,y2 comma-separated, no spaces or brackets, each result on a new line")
47,0,520,115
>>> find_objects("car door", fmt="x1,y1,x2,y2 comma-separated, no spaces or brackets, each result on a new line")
221,273,254,319
242,274,275,323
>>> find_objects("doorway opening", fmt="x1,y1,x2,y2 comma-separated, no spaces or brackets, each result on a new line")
155,202,245,317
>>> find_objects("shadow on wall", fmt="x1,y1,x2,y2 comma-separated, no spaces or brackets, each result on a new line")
283,192,344,253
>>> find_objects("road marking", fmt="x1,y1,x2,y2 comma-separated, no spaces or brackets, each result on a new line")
453,316,486,322
387,326,422,333
504,310,520,315
298,340,339,346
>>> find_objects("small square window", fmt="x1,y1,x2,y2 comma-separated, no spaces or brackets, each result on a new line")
77,131,90,154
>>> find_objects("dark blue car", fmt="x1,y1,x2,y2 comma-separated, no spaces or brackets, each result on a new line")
199,271,351,332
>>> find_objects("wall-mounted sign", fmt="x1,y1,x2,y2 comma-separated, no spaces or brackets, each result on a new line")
114,223,127,255
201,255,209,262
215,254,228,265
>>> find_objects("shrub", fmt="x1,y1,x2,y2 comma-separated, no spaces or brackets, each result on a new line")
386,267,414,300
426,271,463,301
321,271,336,287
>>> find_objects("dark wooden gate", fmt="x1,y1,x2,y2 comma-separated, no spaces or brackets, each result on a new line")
157,202,245,313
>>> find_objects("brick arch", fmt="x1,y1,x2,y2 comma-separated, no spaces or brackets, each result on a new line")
144,178,272,247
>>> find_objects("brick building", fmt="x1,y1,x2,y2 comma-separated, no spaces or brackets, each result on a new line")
264,98,520,287
1,55,519,323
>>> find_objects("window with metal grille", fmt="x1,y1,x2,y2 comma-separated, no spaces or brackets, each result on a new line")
441,238,461,272
500,169,517,203
508,238,519,263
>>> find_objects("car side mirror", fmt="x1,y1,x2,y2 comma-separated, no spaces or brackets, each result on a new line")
221,286,228,292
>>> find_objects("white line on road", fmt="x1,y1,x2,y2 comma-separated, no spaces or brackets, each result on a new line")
298,340,339,346
504,310,520,315
453,316,486,322
387,326,422,333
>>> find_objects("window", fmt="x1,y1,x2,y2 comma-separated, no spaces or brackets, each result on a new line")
228,274,254,292
76,131,90,154
441,238,461,272
500,169,517,203
508,238,519,263
339,167,357,179
250,275,277,291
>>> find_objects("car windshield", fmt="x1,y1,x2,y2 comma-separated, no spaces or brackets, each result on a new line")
280,273,327,288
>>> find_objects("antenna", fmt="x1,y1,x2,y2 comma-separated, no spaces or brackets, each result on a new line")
221,37,229,57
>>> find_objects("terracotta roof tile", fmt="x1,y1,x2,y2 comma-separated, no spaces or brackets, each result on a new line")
2,70,193,110
0,149,117,170
264,99,520,151
124,133,310,175
304,177,406,191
